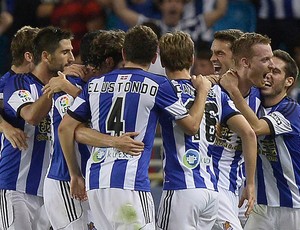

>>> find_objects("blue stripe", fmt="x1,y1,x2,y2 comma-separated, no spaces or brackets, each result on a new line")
229,153,241,192
110,160,127,188
257,156,267,204
267,0,275,19
26,126,47,195
284,0,293,18
89,163,100,190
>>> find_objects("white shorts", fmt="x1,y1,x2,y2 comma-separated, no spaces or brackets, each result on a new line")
87,188,155,230
212,187,243,230
156,188,219,230
0,190,45,230
44,177,93,229
244,204,300,230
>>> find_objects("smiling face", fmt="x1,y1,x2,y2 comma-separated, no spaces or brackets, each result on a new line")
210,39,234,75
261,57,292,100
245,43,274,88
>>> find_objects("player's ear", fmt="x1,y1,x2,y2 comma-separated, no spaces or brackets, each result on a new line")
241,57,250,68
151,52,158,64
285,76,294,88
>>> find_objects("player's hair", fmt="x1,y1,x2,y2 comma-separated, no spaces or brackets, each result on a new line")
32,26,73,65
273,49,299,90
159,31,194,71
89,30,125,70
214,29,244,50
10,26,40,66
80,30,104,66
123,25,158,66
232,32,271,66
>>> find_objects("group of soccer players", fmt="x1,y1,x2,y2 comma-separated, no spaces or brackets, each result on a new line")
0,23,299,230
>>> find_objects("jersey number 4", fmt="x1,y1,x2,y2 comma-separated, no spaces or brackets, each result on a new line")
106,97,125,136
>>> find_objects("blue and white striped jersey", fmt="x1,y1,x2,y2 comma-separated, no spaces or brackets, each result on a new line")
67,68,188,192
0,73,52,196
160,81,239,191
211,87,261,195
256,97,300,208
258,0,300,19
47,76,90,181
0,69,15,100
0,70,16,151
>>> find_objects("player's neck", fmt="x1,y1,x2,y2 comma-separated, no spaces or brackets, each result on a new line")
166,69,191,80
124,61,150,71
263,91,287,107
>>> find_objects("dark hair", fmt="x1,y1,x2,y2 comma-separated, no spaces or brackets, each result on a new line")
273,49,299,85
124,25,158,65
214,29,244,50
32,26,73,65
80,30,104,65
89,30,125,69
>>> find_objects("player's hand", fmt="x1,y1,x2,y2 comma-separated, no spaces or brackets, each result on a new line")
114,132,144,156
70,175,87,201
42,71,67,98
2,124,28,150
219,69,239,94
238,184,255,218
191,74,212,92
63,64,88,78
205,74,221,85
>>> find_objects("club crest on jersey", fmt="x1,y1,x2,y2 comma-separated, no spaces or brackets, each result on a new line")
17,90,33,102
92,148,107,163
183,149,200,169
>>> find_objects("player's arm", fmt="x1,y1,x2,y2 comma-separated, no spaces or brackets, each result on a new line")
75,124,144,155
203,0,228,28
176,75,212,135
227,114,257,217
43,72,81,98
19,93,52,126
111,0,140,27
220,71,271,136
58,114,87,200
0,113,27,150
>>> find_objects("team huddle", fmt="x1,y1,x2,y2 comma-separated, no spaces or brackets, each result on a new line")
0,24,299,230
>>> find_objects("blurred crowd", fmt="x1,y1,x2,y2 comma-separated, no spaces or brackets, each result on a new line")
1,0,300,100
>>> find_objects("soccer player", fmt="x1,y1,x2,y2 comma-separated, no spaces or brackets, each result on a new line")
0,26,39,151
156,31,256,230
43,29,144,230
58,25,209,229
211,32,274,230
0,26,74,230
221,49,300,230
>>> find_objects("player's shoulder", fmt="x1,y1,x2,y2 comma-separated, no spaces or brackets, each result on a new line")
276,97,300,117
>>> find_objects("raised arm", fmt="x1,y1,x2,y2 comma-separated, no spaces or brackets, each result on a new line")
203,0,228,28
43,72,82,98
220,71,271,136
176,75,212,135
227,114,257,217
112,0,140,27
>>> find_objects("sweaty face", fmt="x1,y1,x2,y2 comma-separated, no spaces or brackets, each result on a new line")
48,39,75,75
247,44,274,88
261,57,288,98
210,39,233,75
